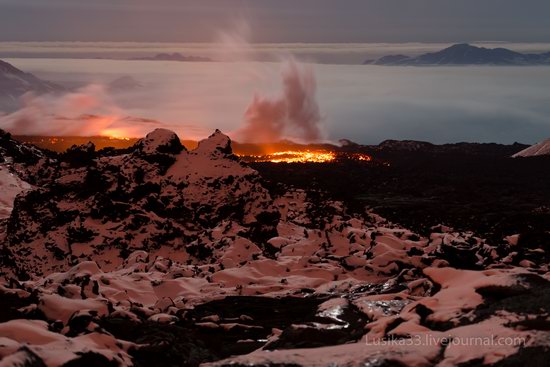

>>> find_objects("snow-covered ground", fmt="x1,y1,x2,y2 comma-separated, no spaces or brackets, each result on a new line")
0,129,548,366
512,138,550,157
0,164,30,219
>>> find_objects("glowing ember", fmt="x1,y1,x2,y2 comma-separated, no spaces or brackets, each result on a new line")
350,153,372,162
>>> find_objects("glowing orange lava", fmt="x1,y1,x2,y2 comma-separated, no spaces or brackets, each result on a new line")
238,149,373,163
351,153,372,162
242,150,336,163
100,129,132,141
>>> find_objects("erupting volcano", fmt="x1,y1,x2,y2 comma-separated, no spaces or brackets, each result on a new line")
2,2,550,365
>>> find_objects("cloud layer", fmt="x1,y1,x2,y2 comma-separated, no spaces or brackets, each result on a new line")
2,57,550,145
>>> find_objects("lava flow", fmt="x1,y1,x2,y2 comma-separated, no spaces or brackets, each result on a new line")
243,150,336,163
11,135,373,163
239,149,373,163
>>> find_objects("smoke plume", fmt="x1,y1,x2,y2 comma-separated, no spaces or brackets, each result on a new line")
0,85,165,137
215,19,254,62
237,59,323,143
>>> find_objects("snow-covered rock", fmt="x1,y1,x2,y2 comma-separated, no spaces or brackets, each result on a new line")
512,138,550,157
0,59,63,112
0,128,548,366
0,165,30,219
2,129,275,277
0,319,132,366
135,128,185,156
0,129,46,165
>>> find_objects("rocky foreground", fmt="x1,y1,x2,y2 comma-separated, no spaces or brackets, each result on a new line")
0,129,549,367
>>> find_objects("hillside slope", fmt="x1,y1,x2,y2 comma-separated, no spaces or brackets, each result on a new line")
512,138,550,157
0,128,548,366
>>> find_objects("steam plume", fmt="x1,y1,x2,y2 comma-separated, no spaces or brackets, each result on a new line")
238,59,323,143
215,19,254,62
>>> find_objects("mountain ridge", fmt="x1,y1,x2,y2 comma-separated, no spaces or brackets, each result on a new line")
132,52,211,62
0,59,64,112
365,43,550,66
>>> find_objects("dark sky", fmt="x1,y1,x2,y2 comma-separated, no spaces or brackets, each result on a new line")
1,0,550,43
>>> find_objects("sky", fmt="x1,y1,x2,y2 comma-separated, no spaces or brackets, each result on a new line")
1,0,550,43
1,0,550,145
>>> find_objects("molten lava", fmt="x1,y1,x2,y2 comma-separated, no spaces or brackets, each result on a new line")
12,135,374,164
239,149,373,163
267,150,336,163
100,128,132,141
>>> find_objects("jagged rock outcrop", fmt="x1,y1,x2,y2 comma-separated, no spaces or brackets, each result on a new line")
2,129,275,277
0,129,46,165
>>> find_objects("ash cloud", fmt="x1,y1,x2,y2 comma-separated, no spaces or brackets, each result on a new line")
237,59,323,143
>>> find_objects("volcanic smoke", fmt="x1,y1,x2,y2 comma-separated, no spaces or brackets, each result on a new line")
0,85,167,138
237,59,323,143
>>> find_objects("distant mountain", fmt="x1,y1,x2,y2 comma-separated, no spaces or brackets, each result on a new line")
366,43,550,66
133,52,211,62
512,138,550,157
377,139,434,151
372,139,528,157
107,75,143,92
371,55,411,65
0,59,64,112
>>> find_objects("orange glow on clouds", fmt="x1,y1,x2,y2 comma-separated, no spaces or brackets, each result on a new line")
100,128,133,140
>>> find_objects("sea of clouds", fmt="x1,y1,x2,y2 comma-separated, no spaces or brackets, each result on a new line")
2,41,550,144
